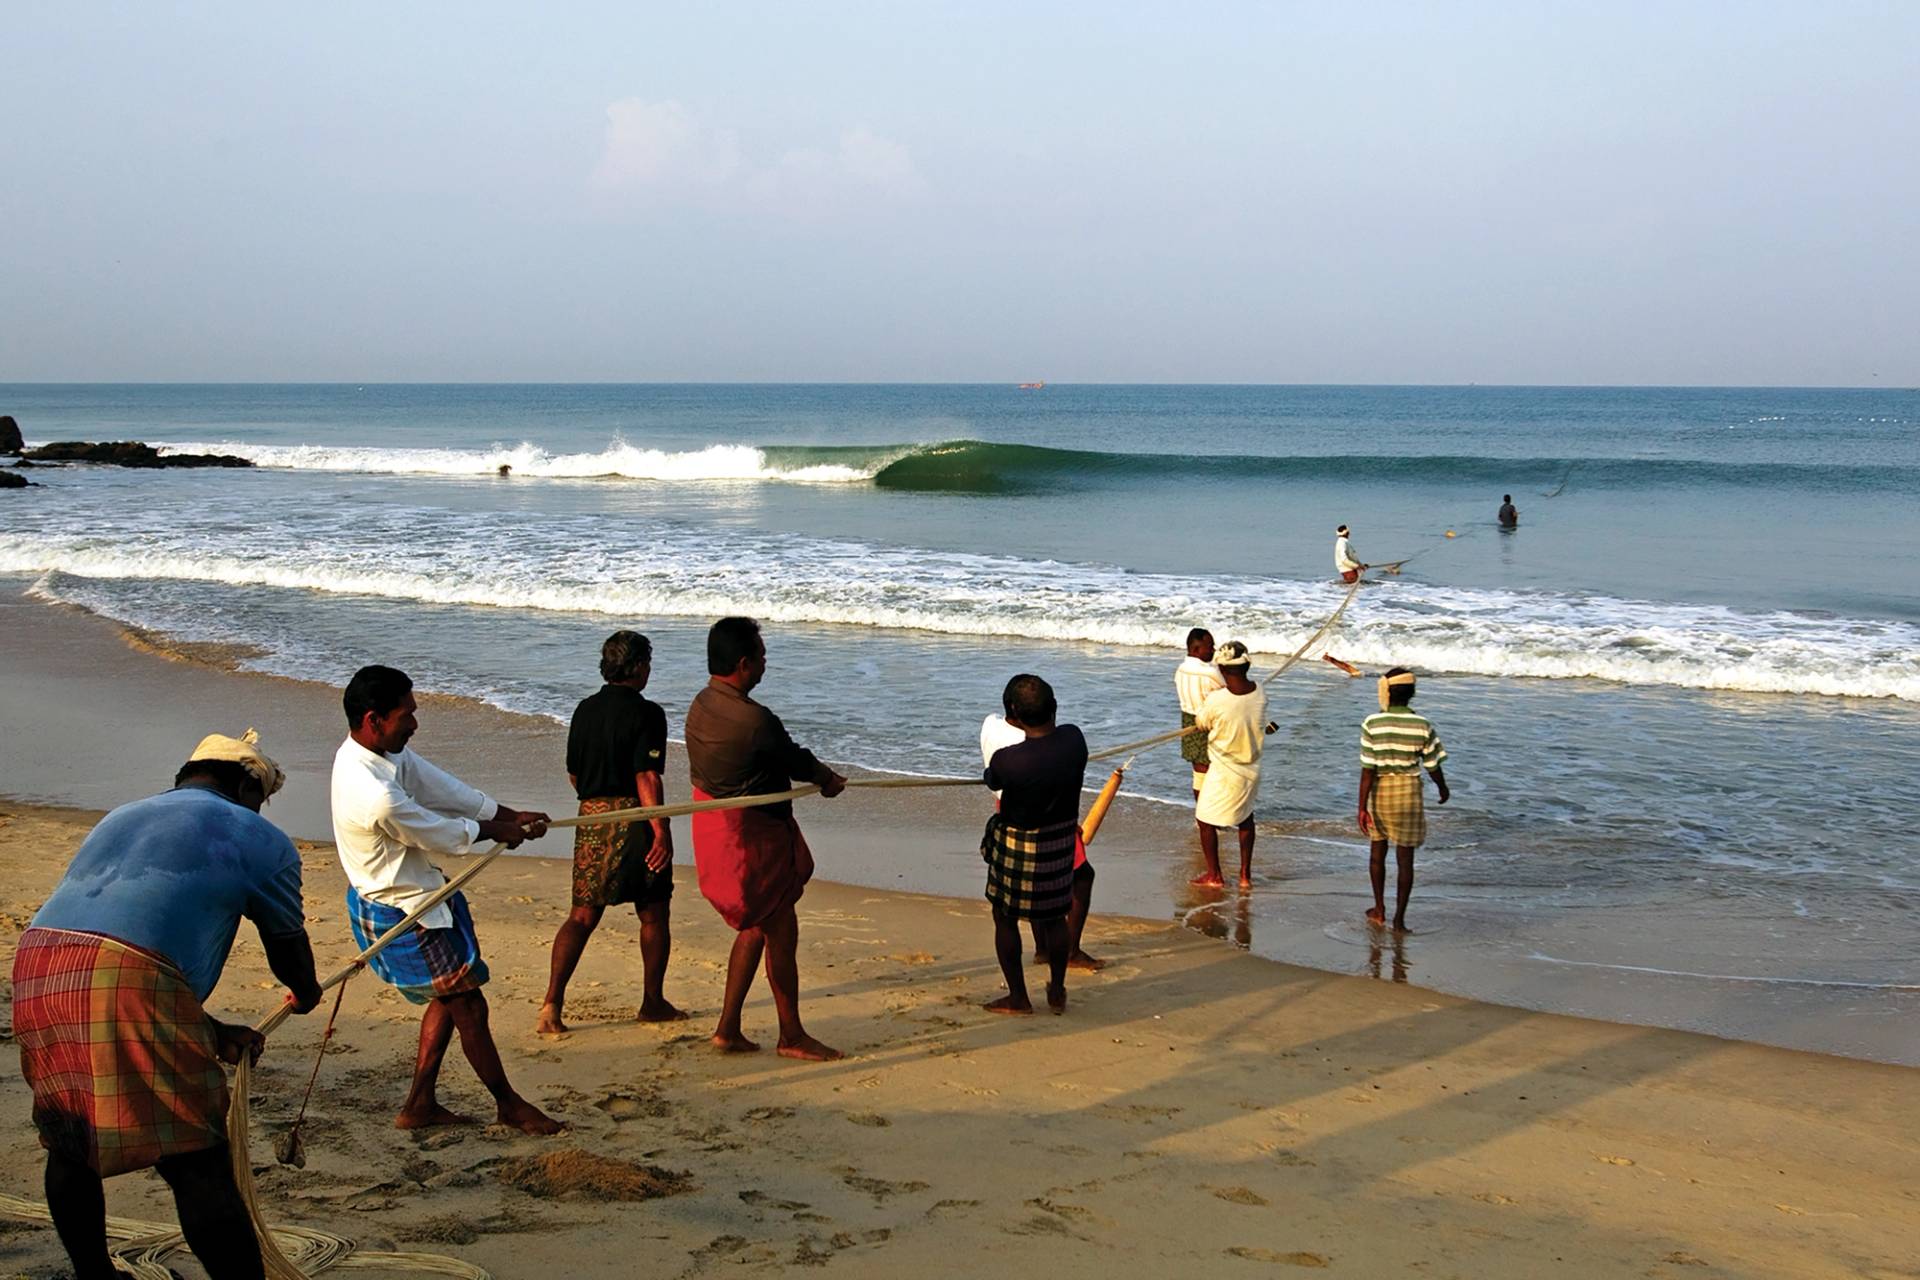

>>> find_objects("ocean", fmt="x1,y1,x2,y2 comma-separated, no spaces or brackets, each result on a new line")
3,383,1917,1062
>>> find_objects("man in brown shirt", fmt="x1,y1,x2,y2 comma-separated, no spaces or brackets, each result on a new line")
685,617,847,1061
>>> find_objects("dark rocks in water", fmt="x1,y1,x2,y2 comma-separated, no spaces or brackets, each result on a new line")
0,470,29,489
0,415,21,454
22,441,253,469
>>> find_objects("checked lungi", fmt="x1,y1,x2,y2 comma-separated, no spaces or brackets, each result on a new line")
981,815,1076,921
12,927,229,1176
346,886,490,1004
573,795,673,909
1367,772,1427,848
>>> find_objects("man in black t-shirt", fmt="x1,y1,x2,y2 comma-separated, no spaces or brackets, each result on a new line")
538,631,686,1034
980,674,1086,1016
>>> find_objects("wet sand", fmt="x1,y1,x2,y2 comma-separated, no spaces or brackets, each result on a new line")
2,590,1919,1275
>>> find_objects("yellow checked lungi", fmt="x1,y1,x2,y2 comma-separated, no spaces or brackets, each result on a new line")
1367,772,1427,848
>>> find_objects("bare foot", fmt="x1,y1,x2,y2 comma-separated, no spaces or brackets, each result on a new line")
636,999,690,1023
982,994,1035,1016
1365,906,1387,927
1392,917,1410,934
776,1033,844,1062
497,1097,564,1136
1189,873,1226,888
1238,876,1253,890
394,1103,473,1130
535,1003,569,1035
712,1030,761,1053
1066,949,1106,972
1046,983,1067,1014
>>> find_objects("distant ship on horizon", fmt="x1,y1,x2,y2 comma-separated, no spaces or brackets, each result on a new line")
1016,380,1046,390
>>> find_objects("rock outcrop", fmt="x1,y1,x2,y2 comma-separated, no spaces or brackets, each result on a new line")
22,441,253,469
0,470,29,489
0,415,22,455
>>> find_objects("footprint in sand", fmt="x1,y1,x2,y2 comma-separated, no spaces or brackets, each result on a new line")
1597,1154,1636,1166
1225,1247,1330,1267
837,1170,930,1202
1211,1186,1270,1206
594,1091,669,1121
1473,1192,1517,1206
739,1189,812,1212
743,1106,796,1123
845,1112,891,1127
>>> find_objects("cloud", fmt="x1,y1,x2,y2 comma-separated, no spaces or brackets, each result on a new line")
589,98,740,195
590,102,919,217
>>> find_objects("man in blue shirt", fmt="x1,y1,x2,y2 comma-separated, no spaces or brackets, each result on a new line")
15,729,322,1280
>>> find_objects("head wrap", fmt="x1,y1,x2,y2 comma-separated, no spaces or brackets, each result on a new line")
187,727,286,797
1336,525,1349,536
1215,640,1252,669
1377,670,1416,711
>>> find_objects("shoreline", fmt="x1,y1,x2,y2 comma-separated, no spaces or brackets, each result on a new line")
4,581,1917,1067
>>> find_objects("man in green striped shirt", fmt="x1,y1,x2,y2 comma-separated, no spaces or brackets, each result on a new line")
1356,668,1450,932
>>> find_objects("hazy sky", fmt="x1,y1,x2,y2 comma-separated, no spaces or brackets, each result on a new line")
3,3,1915,384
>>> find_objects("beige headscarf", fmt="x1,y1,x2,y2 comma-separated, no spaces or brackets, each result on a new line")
1377,670,1417,711
188,727,286,797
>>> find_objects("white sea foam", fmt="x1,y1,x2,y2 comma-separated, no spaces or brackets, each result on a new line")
5,513,1917,702
154,439,876,483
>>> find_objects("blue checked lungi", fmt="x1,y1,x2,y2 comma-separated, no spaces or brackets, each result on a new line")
345,887,490,1004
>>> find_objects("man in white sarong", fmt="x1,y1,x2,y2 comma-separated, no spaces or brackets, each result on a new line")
1190,641,1270,889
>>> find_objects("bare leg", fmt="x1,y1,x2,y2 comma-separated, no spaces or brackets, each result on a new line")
43,1152,115,1280
756,904,840,1060
636,899,687,1021
1393,845,1417,932
1191,822,1225,887
155,1145,265,1280
1367,839,1389,926
713,925,767,1052
1038,916,1069,1013
396,998,468,1128
442,989,562,1134
1236,818,1256,889
985,906,1035,1014
538,903,604,1033
1032,864,1103,970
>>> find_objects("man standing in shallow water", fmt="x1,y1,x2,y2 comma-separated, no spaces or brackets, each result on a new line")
1357,667,1451,932
331,664,560,1134
539,630,685,1034
685,617,847,1061
1190,641,1269,889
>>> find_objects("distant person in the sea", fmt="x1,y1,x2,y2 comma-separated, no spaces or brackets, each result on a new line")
1498,494,1519,528
982,707,1103,971
1175,628,1224,799
1334,525,1368,583
980,674,1087,1014
1356,667,1450,933
1190,641,1271,889
14,729,322,1280
538,630,684,1036
685,616,847,1060
331,664,561,1134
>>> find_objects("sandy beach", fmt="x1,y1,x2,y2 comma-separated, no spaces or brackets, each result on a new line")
1,595,1917,1278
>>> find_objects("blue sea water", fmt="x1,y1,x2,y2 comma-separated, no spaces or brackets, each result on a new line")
3,383,1917,1059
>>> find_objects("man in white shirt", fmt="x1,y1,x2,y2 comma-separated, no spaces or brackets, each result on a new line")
1334,525,1369,583
332,664,561,1135
1174,628,1225,799
1191,642,1271,890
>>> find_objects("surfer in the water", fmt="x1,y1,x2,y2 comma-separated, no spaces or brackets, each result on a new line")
1498,494,1519,528
1334,525,1368,583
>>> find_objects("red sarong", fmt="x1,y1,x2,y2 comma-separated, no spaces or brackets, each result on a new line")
690,787,814,931
11,927,229,1176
